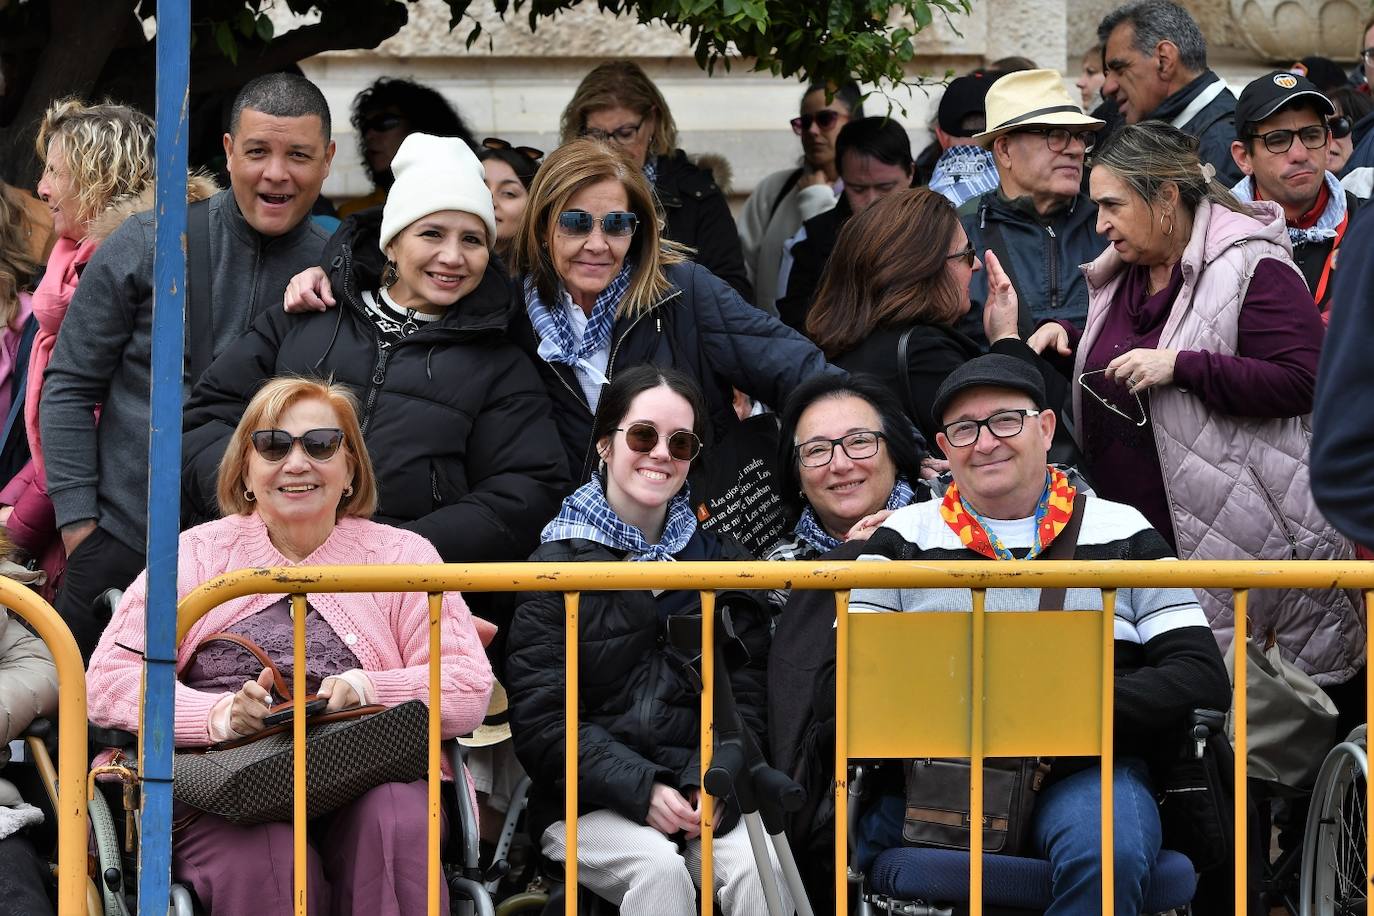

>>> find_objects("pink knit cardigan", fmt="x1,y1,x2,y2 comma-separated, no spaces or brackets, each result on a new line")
87,513,493,754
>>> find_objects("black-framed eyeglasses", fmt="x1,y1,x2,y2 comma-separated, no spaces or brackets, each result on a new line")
790,110,844,135
1252,124,1329,155
616,423,702,461
556,210,639,238
940,409,1041,448
360,113,404,134
580,120,644,144
795,430,884,468
946,243,977,268
481,137,544,161
1077,369,1147,427
1328,116,1353,141
1017,126,1098,154
250,428,345,462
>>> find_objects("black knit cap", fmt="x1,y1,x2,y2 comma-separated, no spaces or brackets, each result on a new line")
932,354,1047,425
938,71,1001,137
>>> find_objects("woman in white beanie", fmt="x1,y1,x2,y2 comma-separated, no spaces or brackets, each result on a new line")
181,133,570,572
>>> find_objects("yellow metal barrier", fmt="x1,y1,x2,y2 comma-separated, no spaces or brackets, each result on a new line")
173,559,1374,916
0,577,87,916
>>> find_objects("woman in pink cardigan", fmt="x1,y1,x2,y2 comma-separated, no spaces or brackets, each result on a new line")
86,376,493,916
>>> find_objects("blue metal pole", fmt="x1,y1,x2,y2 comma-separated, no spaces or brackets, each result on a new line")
139,0,189,910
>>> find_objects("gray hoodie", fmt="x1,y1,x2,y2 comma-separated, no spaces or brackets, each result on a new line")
41,188,330,551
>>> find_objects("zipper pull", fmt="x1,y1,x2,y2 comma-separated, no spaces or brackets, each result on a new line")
656,317,661,334
1045,225,1057,238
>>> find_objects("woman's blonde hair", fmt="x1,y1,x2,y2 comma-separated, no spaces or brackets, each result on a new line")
0,188,39,329
1090,121,1251,219
35,98,155,233
216,377,378,520
559,60,678,159
510,138,685,321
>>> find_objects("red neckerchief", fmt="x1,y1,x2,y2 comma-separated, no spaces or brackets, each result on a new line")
939,466,1077,559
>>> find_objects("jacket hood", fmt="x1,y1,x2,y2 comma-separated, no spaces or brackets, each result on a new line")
326,207,519,336
1082,198,1289,292
87,172,220,243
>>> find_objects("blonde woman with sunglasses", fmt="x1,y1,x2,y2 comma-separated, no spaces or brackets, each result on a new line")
506,365,789,915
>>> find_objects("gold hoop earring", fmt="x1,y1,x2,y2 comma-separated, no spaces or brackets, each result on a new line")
382,261,399,288
1162,211,1175,237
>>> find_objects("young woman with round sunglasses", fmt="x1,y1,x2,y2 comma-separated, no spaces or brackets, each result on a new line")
505,365,789,916
184,133,569,573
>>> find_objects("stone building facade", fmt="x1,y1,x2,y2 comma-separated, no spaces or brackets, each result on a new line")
286,0,1366,208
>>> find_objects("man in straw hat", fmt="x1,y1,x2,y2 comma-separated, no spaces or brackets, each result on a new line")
958,69,1106,343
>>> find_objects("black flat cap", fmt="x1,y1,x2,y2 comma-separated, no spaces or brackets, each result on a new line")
932,354,1047,425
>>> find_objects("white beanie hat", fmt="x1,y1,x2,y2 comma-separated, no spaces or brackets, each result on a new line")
379,133,497,253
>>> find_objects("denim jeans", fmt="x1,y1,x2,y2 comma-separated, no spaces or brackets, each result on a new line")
1029,757,1161,916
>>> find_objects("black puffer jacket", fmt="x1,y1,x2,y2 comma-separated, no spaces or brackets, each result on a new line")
654,150,752,301
506,530,770,841
181,210,570,563
511,260,839,482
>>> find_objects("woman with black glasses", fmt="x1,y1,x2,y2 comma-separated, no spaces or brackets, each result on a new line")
182,133,569,569
506,365,787,916
805,187,1076,458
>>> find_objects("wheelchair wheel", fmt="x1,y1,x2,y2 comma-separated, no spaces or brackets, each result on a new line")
1300,733,1368,916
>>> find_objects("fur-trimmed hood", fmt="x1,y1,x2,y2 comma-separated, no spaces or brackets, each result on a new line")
87,172,220,244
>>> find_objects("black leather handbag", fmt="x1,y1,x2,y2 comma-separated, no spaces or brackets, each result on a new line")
902,756,1052,855
172,633,429,826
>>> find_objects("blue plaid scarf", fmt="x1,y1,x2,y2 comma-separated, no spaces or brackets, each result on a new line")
523,262,632,373
1231,171,1346,246
643,157,659,187
541,477,697,561
792,477,915,555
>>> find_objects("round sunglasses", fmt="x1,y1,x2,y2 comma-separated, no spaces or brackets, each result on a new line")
790,110,844,135
557,210,638,238
616,423,702,461
250,428,345,463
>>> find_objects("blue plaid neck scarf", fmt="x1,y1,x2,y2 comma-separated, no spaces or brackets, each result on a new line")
1231,171,1346,246
643,157,659,187
792,477,915,555
523,262,632,372
541,477,697,562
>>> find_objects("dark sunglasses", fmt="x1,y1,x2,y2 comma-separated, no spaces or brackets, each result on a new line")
790,110,844,135
360,114,404,134
556,210,639,238
250,428,345,463
481,137,544,161
946,243,977,268
1329,116,1353,140
617,423,702,461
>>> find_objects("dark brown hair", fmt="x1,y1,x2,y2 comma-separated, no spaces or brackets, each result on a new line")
806,188,965,357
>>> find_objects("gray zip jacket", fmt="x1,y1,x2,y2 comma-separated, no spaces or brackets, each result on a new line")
42,189,329,552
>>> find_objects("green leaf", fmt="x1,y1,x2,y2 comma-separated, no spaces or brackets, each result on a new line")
255,14,274,42
235,7,256,38
214,21,238,65
913,1,932,28
466,22,483,48
721,0,741,17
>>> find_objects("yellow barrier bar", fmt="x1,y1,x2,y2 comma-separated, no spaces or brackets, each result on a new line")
1233,589,1248,911
1100,589,1116,916
292,592,309,916
564,591,580,916
0,579,86,916
176,560,1374,630
700,591,716,916
969,587,986,916
428,592,444,916
833,589,851,916
1368,589,1373,904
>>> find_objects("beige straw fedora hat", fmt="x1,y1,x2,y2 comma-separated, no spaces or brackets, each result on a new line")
973,69,1105,148
458,679,512,748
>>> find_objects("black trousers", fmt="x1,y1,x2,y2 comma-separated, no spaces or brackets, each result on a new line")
0,835,53,916
53,526,144,662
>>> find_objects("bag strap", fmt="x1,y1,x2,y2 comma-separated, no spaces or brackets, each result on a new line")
980,218,1035,339
896,326,920,425
767,168,805,224
1037,492,1087,611
186,198,214,384
191,631,293,700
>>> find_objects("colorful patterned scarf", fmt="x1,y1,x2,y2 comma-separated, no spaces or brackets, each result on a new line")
939,466,1076,559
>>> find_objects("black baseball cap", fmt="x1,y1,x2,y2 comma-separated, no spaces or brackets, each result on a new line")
1236,70,1335,137
932,354,1047,426
938,71,1001,137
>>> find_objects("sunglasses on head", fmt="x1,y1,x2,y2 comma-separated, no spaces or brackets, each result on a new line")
556,210,639,238
617,423,702,461
250,428,345,463
790,110,843,135
481,137,544,162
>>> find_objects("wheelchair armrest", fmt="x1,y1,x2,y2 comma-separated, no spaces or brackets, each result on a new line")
1188,708,1227,760
88,724,138,749
20,716,57,756
448,740,483,875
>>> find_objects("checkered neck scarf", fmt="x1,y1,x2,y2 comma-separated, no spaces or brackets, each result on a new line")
541,477,697,561
522,261,632,369
1232,171,1346,246
643,157,659,187
792,477,915,555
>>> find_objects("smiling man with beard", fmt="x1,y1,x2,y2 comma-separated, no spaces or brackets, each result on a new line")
1229,71,1361,318
41,73,334,658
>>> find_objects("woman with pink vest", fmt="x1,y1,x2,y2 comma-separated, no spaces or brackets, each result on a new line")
1029,122,1361,717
